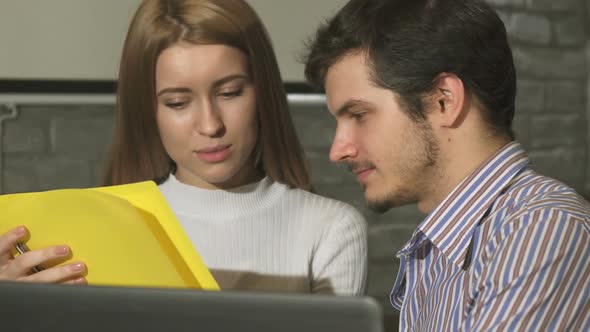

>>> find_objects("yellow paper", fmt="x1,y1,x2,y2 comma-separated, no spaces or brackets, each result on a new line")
0,181,219,290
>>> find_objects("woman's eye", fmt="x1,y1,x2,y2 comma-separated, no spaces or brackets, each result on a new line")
218,89,243,99
164,100,188,109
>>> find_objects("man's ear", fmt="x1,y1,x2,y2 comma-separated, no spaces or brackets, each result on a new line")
431,73,466,128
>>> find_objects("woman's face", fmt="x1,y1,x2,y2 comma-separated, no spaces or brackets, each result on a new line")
155,42,261,189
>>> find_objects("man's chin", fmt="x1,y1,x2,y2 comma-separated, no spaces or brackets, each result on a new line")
367,200,393,214
365,191,394,214
365,191,415,214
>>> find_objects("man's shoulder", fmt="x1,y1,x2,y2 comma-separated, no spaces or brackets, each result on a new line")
469,172,589,278
478,170,590,250
501,170,590,220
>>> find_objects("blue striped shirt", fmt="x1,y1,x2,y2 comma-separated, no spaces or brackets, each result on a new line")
390,142,590,331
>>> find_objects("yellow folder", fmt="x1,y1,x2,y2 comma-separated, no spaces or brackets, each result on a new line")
0,181,219,290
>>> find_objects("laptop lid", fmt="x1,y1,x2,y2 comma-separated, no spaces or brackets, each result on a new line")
0,281,384,332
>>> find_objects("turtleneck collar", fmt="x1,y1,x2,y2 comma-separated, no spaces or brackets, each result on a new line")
158,173,287,220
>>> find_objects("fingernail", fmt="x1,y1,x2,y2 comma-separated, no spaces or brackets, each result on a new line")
55,246,70,256
71,262,85,272
75,277,87,285
15,226,26,235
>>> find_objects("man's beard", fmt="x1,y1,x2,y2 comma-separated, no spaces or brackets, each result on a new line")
356,119,440,214
347,161,398,213
366,188,417,213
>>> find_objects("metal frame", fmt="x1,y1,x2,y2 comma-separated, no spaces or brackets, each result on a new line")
0,104,19,194
0,93,326,106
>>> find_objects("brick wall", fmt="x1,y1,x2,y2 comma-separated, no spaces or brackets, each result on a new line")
1,105,114,193
0,1,588,331
587,2,590,196
495,0,589,198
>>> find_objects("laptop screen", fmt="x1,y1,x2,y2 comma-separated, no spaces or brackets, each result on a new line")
0,281,384,332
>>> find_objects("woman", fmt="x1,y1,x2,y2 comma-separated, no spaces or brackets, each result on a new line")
0,0,367,295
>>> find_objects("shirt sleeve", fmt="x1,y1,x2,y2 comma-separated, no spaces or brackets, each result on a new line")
310,204,368,296
462,209,590,331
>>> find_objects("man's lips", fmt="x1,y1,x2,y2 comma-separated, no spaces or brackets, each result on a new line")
195,144,232,163
354,168,375,182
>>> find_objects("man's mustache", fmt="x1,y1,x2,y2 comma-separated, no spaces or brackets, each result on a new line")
346,160,376,173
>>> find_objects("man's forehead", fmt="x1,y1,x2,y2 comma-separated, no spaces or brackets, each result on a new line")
324,54,372,111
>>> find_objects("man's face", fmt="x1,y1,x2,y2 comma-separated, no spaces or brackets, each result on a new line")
324,53,440,212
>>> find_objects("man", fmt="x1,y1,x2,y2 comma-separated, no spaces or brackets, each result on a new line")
304,0,590,330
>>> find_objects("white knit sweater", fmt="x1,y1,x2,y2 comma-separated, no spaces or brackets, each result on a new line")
158,174,367,295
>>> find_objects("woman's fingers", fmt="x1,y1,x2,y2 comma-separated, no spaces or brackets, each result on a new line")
62,276,88,286
23,261,87,283
0,226,27,264
0,245,71,280
0,228,87,284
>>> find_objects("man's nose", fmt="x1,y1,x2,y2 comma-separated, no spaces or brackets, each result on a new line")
329,133,358,162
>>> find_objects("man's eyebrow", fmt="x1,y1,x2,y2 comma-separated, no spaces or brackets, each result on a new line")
334,99,373,117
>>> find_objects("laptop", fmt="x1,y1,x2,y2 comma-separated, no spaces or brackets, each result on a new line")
0,281,384,332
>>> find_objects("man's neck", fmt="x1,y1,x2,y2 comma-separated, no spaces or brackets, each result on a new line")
417,135,511,214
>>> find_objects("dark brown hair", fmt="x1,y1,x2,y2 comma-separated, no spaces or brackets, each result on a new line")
104,0,311,190
304,0,516,139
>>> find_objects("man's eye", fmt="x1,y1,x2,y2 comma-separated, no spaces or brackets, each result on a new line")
350,112,366,120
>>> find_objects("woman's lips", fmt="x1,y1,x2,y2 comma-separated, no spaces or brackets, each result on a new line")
195,145,232,163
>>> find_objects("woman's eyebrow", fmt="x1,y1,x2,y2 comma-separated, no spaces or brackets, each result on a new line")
212,74,248,89
156,87,192,97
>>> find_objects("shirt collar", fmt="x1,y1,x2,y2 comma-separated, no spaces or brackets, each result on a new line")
400,141,530,267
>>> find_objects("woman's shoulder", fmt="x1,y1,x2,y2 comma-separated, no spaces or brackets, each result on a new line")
280,186,367,246
278,184,365,222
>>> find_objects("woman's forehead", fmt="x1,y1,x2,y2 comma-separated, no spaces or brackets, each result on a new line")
156,43,250,86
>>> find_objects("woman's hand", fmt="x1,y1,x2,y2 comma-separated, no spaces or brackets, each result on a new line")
0,226,87,284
